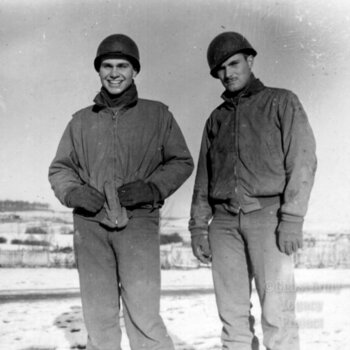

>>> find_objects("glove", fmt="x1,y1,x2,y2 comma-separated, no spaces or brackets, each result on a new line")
65,185,105,213
277,220,303,255
191,232,212,264
117,180,160,208
277,231,303,255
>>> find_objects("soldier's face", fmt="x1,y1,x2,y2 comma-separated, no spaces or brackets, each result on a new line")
99,58,137,95
216,53,254,93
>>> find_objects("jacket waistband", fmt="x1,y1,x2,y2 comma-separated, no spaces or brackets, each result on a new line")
256,194,282,208
213,195,281,215
73,206,159,223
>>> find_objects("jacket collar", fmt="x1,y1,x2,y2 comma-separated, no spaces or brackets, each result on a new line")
221,74,265,105
93,81,138,112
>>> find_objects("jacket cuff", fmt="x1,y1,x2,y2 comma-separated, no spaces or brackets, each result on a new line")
278,214,304,236
63,185,84,208
190,228,209,237
147,182,163,208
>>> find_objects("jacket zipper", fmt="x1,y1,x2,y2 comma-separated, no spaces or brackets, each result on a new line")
112,111,118,186
233,97,241,212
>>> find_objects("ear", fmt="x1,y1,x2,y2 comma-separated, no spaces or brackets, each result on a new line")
247,55,254,69
132,69,138,78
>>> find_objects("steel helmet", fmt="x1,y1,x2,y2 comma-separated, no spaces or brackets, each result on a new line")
207,32,257,78
94,34,140,73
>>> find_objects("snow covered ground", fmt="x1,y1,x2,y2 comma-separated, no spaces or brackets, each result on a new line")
0,267,349,350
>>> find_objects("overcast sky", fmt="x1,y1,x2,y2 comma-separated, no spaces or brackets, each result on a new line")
1,0,350,232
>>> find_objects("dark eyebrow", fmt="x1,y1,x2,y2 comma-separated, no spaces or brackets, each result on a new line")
117,62,130,67
218,59,240,70
228,59,240,65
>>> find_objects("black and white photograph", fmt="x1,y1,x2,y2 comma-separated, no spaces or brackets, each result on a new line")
1,1,349,349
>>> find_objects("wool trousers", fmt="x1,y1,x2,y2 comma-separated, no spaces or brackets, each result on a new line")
209,203,299,350
73,209,174,350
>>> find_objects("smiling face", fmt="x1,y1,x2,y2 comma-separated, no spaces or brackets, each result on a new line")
216,53,254,93
99,58,137,95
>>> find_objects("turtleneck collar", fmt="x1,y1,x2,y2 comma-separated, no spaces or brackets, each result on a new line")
221,74,265,105
93,80,138,110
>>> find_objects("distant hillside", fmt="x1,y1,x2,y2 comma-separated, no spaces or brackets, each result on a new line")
0,200,50,212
